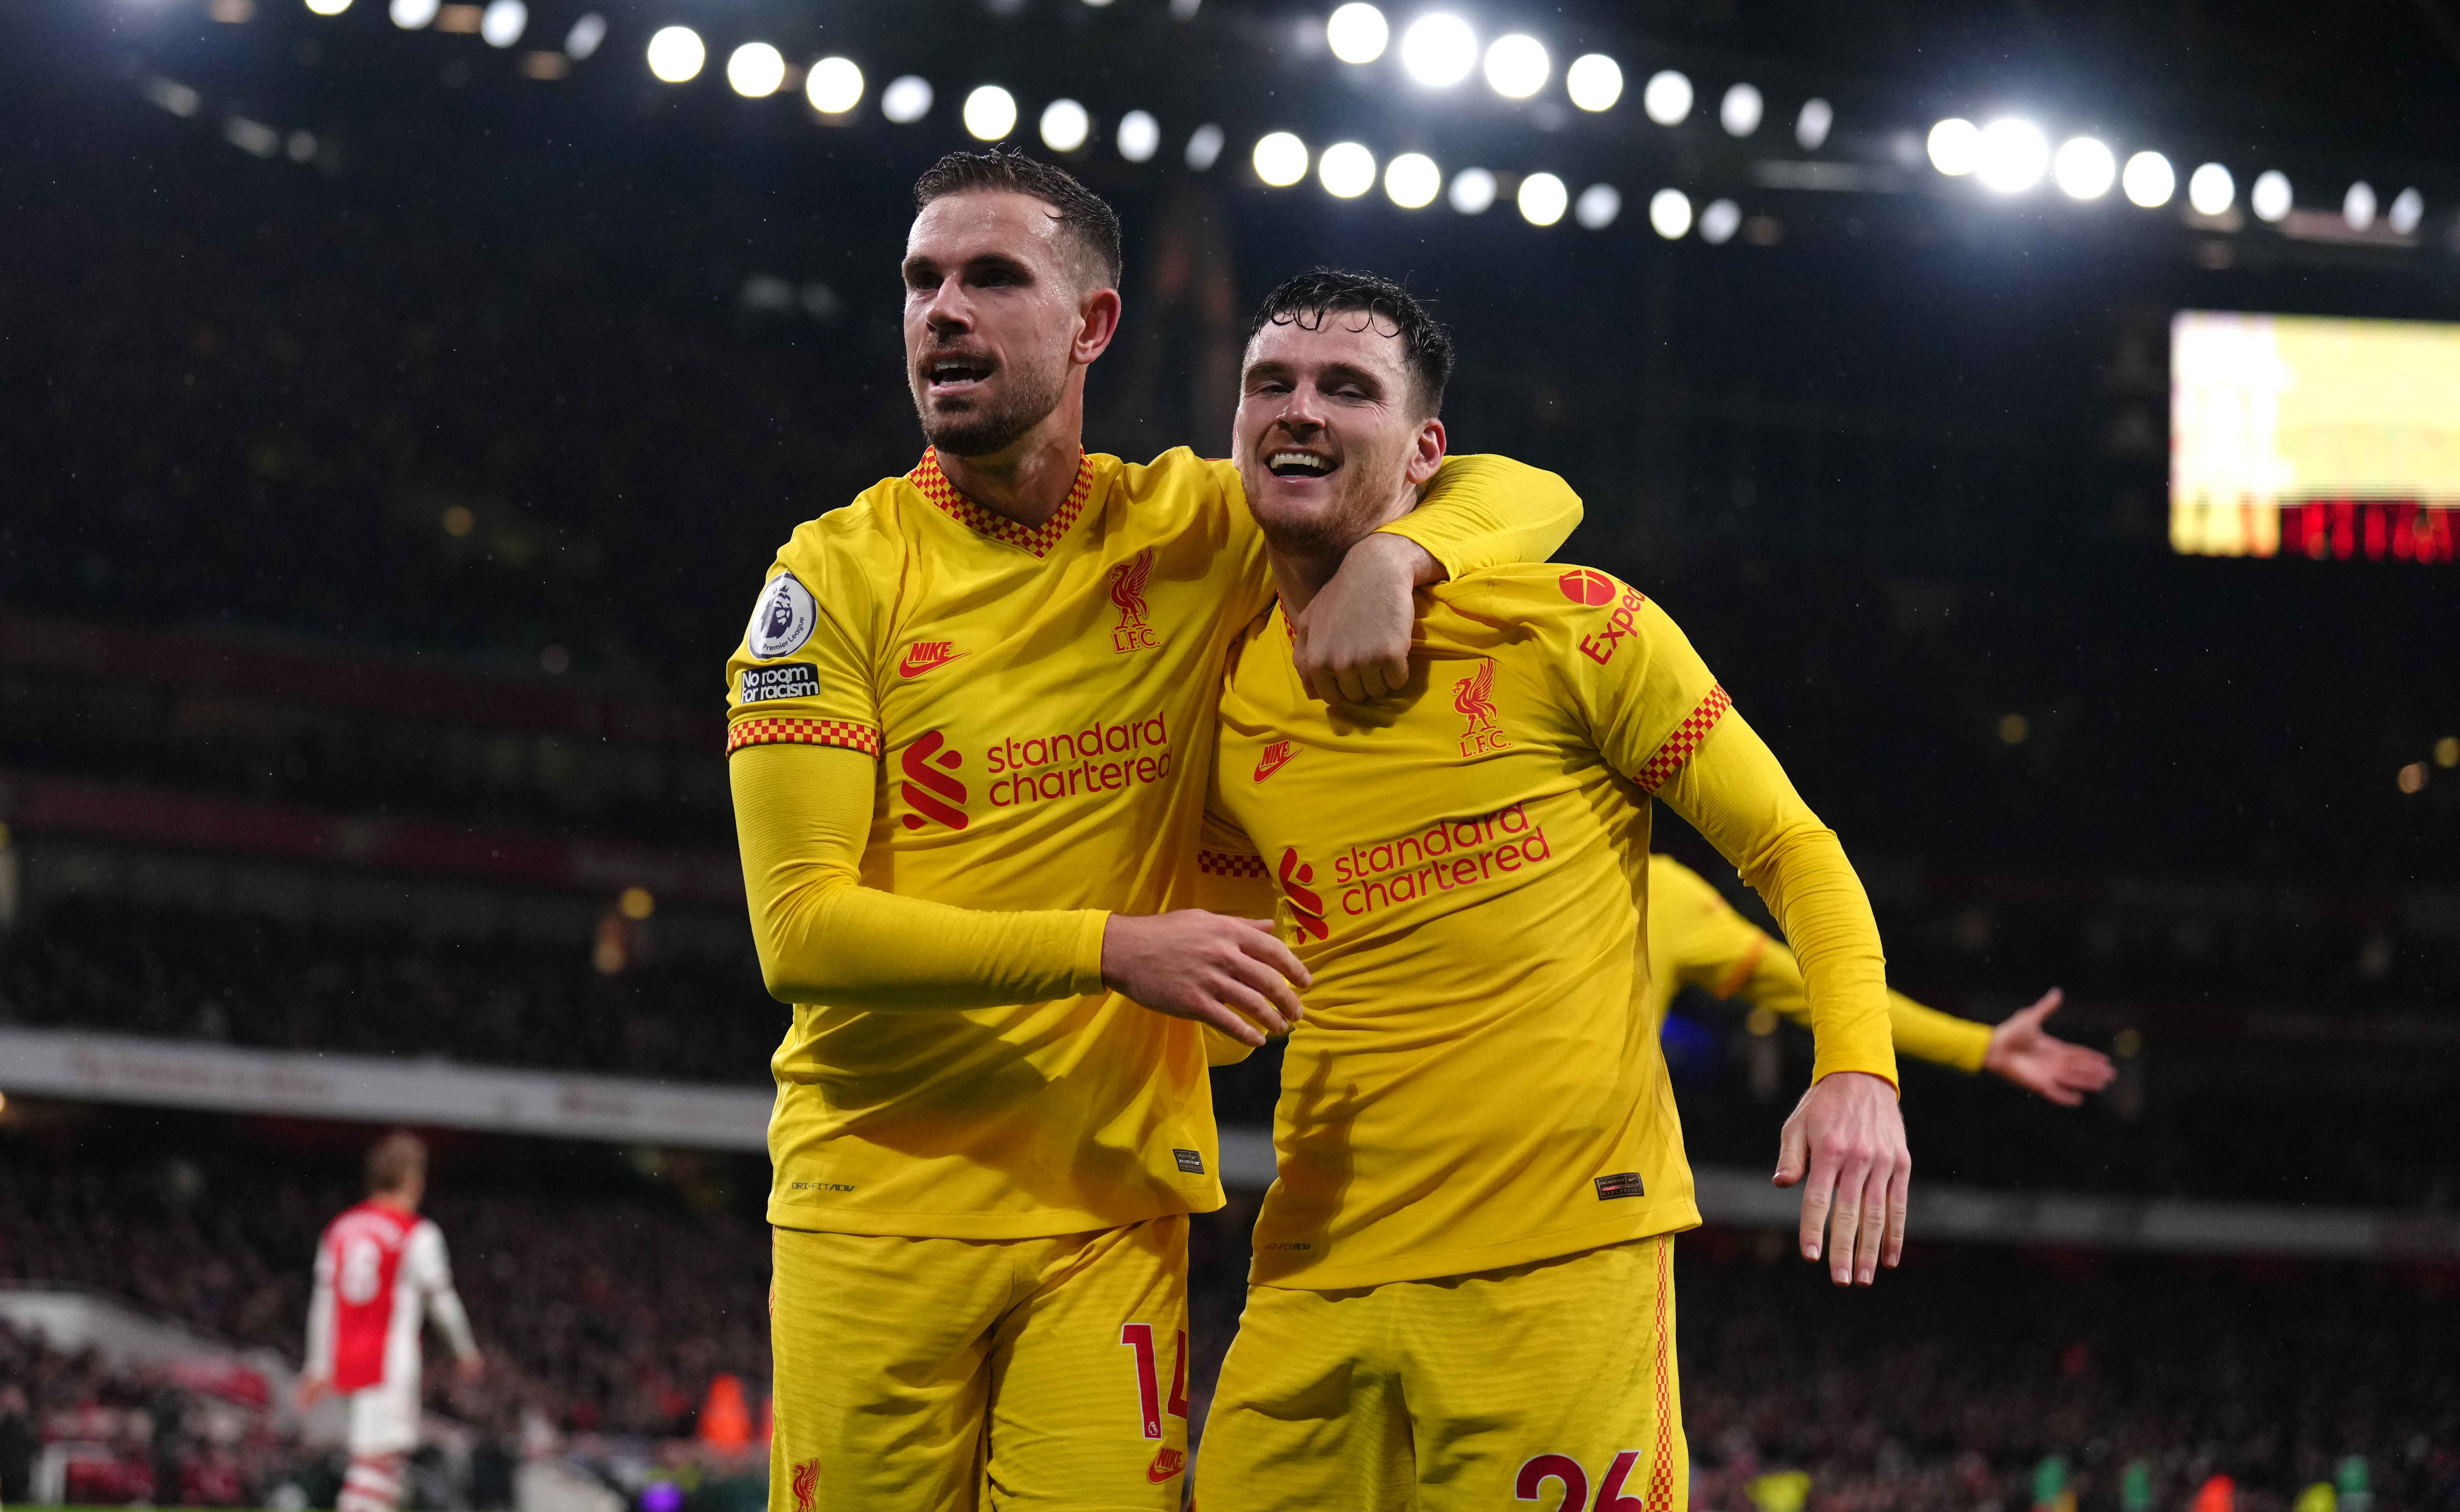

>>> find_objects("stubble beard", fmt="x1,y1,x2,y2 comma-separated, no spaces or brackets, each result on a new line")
914,358,1067,459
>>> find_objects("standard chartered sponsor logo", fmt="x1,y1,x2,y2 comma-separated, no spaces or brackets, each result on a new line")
985,713,1174,806
1329,801,1553,917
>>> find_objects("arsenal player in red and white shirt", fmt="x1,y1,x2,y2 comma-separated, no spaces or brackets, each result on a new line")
298,1131,483,1512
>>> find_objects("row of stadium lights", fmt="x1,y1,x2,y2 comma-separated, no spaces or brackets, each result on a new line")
1921,116,2428,232
301,0,2434,239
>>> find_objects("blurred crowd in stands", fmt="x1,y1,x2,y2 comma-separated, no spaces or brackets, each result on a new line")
0,896,781,1084
6,1128,2457,1511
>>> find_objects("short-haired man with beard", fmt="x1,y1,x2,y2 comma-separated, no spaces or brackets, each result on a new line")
1190,270,1912,1510
725,155,1580,1509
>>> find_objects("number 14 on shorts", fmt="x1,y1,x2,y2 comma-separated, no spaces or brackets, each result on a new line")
1117,1323,1189,1440
1517,1450,1655,1512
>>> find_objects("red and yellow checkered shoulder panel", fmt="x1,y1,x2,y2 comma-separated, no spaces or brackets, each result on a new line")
1197,849,1268,879
727,716,882,758
908,448,1096,559
1634,685,1733,793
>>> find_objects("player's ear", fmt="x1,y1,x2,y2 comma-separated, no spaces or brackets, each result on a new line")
1073,286,1124,367
1404,416,1447,487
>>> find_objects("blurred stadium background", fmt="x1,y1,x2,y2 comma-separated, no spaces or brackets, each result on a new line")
2,0,2458,1508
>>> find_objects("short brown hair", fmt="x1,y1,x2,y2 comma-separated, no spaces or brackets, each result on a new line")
1251,269,1456,417
913,147,1123,291
365,1130,427,1194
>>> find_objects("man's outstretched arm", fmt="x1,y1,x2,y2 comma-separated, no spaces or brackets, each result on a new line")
1296,455,1582,701
731,742,1304,1046
1678,906,2114,1103
1655,713,1910,1287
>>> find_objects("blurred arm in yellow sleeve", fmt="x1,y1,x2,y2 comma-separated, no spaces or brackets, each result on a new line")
731,743,1305,1046
1648,855,2115,1102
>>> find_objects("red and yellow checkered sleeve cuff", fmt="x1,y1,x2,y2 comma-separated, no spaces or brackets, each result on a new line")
1196,849,1268,879
726,716,882,758
1635,685,1733,793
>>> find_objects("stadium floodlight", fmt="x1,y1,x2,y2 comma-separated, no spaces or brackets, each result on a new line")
2052,137,2114,199
1642,70,1692,125
1326,3,1388,64
390,0,437,28
1448,166,1497,213
1384,152,1440,208
806,57,862,115
564,12,604,58
1186,122,1225,170
1564,54,1622,111
1254,131,1309,187
1117,109,1160,163
1483,35,1548,99
963,86,1018,140
2343,181,2376,231
646,26,705,83
306,0,350,15
1698,197,1742,243
1795,97,1832,150
1518,172,1568,226
1399,14,1478,87
1927,118,1980,175
1975,118,2047,192
2389,187,2424,236
881,75,933,123
727,42,784,97
479,0,524,46
1319,141,1376,197
2251,169,2292,222
2187,162,2233,215
1574,183,1621,229
1720,82,1762,137
1648,187,1691,238
1040,98,1091,152
2121,151,2174,208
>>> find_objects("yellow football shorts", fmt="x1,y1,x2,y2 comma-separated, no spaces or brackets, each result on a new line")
1196,1234,1685,1512
769,1215,1192,1512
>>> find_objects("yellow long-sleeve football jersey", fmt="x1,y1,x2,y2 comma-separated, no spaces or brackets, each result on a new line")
724,447,1579,1240
1203,566,1897,1290
1644,854,1992,1071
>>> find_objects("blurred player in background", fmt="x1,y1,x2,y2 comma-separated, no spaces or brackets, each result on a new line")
298,1131,482,1512
1191,270,1908,1509
726,151,1579,1509
1648,853,2116,1103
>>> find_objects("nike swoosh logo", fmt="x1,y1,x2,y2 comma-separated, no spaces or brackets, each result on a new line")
1253,741,1297,782
898,646,967,678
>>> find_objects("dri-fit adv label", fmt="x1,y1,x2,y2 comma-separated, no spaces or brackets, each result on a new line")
739,663,819,704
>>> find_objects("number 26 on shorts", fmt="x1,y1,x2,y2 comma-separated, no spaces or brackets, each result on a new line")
1516,1450,1649,1512
1117,1324,1189,1441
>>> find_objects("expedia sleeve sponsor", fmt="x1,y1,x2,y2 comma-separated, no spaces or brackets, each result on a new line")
740,663,821,705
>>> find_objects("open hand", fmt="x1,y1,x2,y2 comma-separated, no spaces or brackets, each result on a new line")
1983,988,2115,1106
1292,534,1435,703
1773,1070,1911,1287
1102,911,1310,1047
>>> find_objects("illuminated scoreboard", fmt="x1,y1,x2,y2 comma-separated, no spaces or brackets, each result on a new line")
2171,310,2460,562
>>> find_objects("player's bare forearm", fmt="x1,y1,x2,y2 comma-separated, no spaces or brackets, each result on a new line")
1773,1069,1911,1287
1101,911,1311,1048
1294,534,1436,703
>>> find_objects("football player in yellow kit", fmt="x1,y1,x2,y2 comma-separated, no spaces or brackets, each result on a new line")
1645,853,2116,1103
725,155,1582,1510
1190,270,1911,1511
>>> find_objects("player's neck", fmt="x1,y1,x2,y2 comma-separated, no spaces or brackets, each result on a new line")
933,389,1086,530
370,1190,419,1215
1265,483,1419,617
